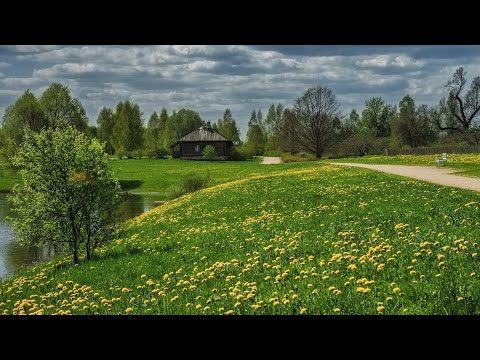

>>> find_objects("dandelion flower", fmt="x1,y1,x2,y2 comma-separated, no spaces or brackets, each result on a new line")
125,307,133,314
377,306,385,312
300,308,307,315
224,310,234,315
333,308,341,312
457,297,464,301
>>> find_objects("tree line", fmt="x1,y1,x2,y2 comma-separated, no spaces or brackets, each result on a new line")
2,66,480,161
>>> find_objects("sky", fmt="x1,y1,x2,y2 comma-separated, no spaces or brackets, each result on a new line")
1,45,480,138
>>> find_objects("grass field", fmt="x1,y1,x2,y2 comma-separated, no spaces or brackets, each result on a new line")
330,154,480,177
0,158,322,194
2,162,480,315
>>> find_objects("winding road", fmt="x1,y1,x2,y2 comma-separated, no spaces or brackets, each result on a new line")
332,163,480,192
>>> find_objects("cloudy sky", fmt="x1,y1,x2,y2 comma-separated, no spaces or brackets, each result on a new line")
1,45,480,138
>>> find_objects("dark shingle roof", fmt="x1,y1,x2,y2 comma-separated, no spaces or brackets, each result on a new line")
174,125,232,144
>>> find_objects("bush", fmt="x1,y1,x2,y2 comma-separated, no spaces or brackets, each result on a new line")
145,148,168,159
202,145,216,161
264,150,281,157
227,146,246,161
172,173,210,198
116,149,129,159
236,145,256,160
280,152,317,163
131,149,144,159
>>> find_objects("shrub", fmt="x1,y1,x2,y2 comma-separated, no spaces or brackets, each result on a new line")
236,144,256,160
227,147,246,161
116,149,129,159
172,173,210,198
202,145,216,161
280,152,317,163
264,150,281,157
131,149,144,159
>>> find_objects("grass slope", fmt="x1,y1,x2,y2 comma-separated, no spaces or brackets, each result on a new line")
1,163,480,315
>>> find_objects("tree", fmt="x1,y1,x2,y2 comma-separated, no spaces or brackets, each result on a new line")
164,108,203,149
8,126,120,264
392,95,437,148
158,108,169,150
293,85,342,159
432,67,480,145
0,90,47,161
202,145,216,161
246,108,266,155
39,82,89,132
277,108,300,154
264,103,284,150
112,100,144,155
144,111,165,156
342,109,361,138
96,107,116,155
215,109,241,143
359,97,396,137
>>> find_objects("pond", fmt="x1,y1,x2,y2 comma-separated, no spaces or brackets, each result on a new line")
0,192,167,280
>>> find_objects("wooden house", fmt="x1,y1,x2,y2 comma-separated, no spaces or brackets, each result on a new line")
170,122,233,160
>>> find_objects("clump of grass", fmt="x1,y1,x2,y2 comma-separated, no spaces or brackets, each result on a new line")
172,173,211,198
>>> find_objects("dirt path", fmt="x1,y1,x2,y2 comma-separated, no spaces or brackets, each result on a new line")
262,157,282,164
332,163,480,192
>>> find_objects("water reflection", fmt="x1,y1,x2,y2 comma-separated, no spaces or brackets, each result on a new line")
0,192,167,280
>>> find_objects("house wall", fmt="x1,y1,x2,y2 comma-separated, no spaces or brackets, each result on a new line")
181,142,227,158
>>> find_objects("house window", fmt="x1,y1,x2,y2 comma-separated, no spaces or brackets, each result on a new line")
195,144,200,153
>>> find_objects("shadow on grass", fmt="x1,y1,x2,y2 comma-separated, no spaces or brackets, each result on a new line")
119,180,143,191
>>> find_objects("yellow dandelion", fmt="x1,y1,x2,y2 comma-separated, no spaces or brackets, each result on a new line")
457,297,464,301
328,286,336,291
377,306,385,312
224,310,234,315
300,307,307,315
234,302,241,308
125,307,133,314
347,264,357,270
333,308,341,312
392,287,401,293
140,274,147,279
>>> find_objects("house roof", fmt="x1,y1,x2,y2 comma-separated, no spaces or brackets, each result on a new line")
171,125,232,147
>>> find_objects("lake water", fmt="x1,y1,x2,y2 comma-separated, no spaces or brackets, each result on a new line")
0,192,167,280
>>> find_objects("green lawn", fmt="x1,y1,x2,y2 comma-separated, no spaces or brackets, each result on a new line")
0,158,323,194
2,162,480,314
329,153,480,177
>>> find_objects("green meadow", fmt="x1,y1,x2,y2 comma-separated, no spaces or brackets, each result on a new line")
1,160,480,315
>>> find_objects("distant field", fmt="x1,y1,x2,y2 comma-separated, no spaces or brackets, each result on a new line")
109,158,320,194
0,158,321,194
2,163,480,314
330,154,480,177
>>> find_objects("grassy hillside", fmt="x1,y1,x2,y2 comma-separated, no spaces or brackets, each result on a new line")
2,163,480,314
329,154,480,177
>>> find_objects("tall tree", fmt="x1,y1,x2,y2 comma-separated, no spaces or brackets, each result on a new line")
294,85,342,159
1,90,47,161
432,67,480,145
215,108,241,143
39,82,89,132
112,100,144,155
9,126,120,264
96,107,115,155
278,108,300,154
144,111,165,156
343,109,360,137
359,97,396,137
265,103,284,150
163,108,203,149
392,95,437,148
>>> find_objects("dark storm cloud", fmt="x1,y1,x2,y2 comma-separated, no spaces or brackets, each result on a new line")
0,45,478,137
